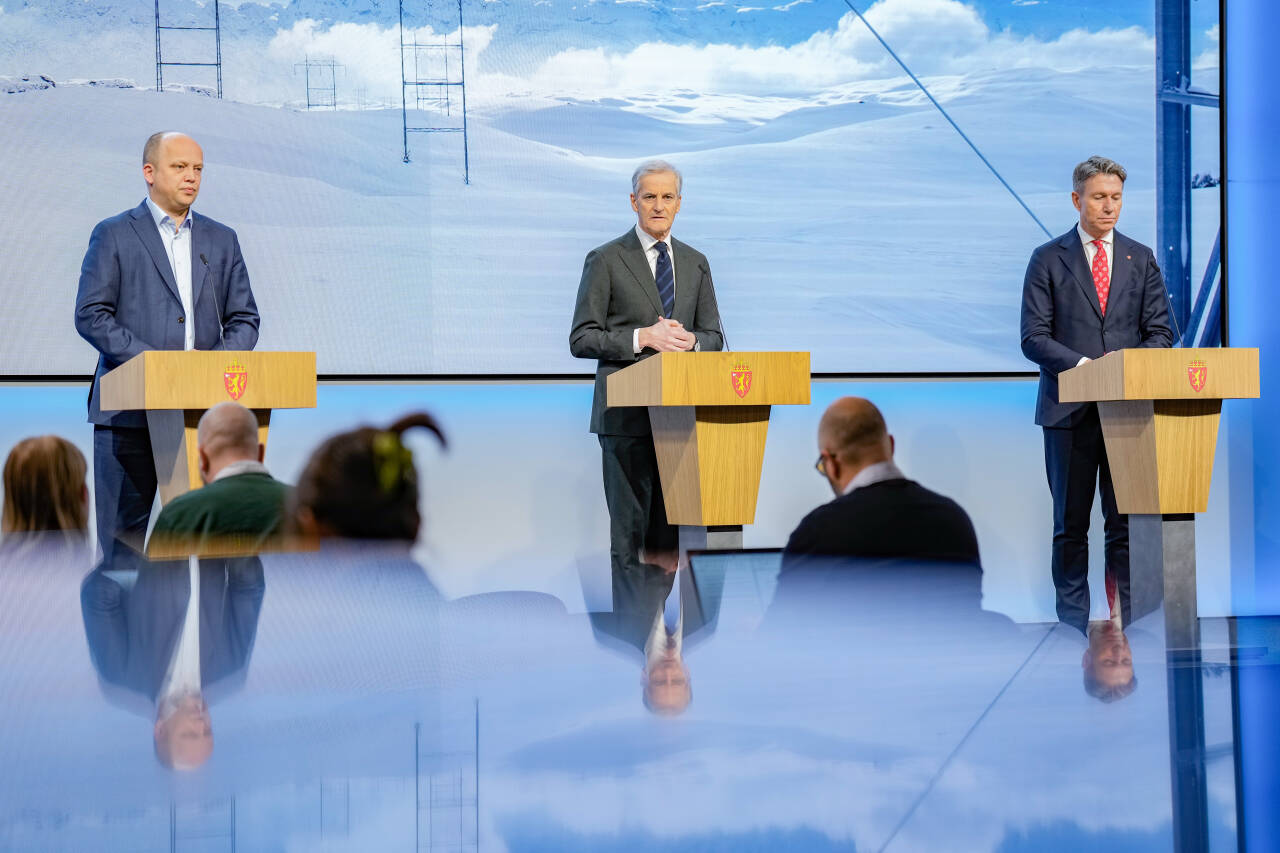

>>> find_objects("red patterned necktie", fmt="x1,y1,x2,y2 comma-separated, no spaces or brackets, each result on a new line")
1090,238,1110,316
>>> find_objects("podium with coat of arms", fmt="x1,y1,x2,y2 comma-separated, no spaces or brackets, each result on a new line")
100,350,317,505
607,351,810,550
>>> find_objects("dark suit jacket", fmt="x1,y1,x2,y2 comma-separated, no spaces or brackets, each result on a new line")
80,553,265,713
783,479,980,566
570,228,724,436
74,201,261,427
590,563,724,660
1020,227,1172,427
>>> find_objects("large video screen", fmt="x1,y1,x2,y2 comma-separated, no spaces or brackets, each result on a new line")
0,0,1221,375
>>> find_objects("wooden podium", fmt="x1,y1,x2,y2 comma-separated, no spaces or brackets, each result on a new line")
1060,348,1260,853
100,351,317,505
608,351,810,549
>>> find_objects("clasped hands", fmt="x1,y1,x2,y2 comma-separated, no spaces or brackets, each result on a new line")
639,316,695,352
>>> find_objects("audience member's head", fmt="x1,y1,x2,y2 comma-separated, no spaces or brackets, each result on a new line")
198,402,263,484
2,436,89,535
293,413,446,541
816,397,895,495
1082,620,1137,702
154,692,213,771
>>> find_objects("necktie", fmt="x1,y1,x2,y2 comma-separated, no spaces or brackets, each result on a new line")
654,241,675,318
1091,239,1110,316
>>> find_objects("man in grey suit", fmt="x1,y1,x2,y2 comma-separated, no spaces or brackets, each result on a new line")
1020,155,1172,633
570,160,724,574
75,132,260,554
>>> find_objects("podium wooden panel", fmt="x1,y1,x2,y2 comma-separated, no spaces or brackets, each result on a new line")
608,351,810,527
100,351,317,504
1059,347,1259,514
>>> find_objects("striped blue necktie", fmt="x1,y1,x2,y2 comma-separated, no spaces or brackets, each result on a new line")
654,241,675,318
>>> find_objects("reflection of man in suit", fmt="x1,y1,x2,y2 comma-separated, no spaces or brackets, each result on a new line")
1020,156,1172,634
590,562,724,715
75,132,260,555
1082,619,1136,703
570,160,724,575
80,548,265,769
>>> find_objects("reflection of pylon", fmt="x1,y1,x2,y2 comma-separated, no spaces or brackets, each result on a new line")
399,0,471,184
154,0,223,98
294,56,343,110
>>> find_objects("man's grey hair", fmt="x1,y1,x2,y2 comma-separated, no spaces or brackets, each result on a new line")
143,131,189,166
197,402,260,459
1073,155,1127,195
632,160,683,196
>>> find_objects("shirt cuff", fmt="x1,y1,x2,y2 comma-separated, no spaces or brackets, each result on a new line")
693,335,700,352
1076,356,1090,367
633,329,641,354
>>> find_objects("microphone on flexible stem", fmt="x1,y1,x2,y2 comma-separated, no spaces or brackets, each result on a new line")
700,261,730,352
1163,284,1186,347
199,253,224,349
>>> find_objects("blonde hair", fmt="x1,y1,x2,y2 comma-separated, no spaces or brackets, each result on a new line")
2,436,88,534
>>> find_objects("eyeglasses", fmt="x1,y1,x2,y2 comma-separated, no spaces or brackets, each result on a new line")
815,453,827,477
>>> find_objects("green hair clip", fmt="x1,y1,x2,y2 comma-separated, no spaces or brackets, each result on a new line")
372,432,414,495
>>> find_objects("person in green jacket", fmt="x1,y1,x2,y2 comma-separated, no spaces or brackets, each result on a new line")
151,402,290,550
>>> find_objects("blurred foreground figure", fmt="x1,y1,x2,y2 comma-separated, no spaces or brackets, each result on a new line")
785,397,979,565
150,402,290,551
292,412,446,541
2,435,89,544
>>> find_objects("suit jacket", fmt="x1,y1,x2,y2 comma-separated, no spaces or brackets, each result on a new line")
570,228,724,436
1020,227,1172,427
590,563,724,661
74,201,261,427
80,552,265,714
783,479,980,566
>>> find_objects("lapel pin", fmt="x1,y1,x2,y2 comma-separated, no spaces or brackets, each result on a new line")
1126,255,1131,260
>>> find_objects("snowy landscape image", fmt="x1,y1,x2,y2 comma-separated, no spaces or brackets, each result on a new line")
0,0,1221,375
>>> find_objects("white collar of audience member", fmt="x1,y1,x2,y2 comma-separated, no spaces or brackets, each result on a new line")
843,459,905,495
213,459,270,483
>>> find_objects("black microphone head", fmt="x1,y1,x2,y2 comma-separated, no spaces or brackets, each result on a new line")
199,253,209,266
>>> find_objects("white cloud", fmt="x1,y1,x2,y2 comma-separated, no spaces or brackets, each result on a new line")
1194,23,1219,69
1011,0,1041,7
737,5,765,11
773,0,811,10
697,0,726,7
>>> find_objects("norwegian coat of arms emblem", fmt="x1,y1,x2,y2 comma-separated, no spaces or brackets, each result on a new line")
1187,360,1207,393
224,361,249,401
731,364,753,399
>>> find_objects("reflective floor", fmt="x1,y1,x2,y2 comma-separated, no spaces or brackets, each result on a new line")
0,536,1276,852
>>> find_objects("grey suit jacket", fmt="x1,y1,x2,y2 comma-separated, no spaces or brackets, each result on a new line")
569,229,724,435
1020,227,1172,427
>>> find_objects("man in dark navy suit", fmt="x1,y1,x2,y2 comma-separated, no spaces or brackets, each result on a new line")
75,132,260,554
1020,155,1172,633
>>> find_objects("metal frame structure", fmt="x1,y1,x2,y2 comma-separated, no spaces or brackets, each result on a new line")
154,0,223,98
399,0,471,184
1157,0,1222,346
295,57,343,111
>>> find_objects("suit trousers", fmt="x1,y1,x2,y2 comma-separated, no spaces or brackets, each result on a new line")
599,435,678,574
93,425,158,556
1043,404,1130,633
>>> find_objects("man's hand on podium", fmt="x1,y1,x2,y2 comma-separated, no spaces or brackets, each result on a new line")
639,317,696,352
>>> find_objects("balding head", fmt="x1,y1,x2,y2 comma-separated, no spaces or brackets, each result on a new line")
197,402,262,483
816,397,894,494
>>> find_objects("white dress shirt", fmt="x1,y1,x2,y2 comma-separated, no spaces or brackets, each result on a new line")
211,459,270,482
1074,223,1115,367
632,224,699,353
145,196,196,351
842,459,906,496
157,556,202,715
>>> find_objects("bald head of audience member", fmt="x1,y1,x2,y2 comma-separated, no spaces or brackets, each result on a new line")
198,402,263,484
816,397,895,496
2,435,89,535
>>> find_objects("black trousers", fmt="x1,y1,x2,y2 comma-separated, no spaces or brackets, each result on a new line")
1043,405,1130,634
599,435,677,574
93,425,158,557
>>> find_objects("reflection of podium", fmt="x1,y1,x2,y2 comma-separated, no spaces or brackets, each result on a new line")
100,351,317,505
608,351,810,548
1060,346,1260,853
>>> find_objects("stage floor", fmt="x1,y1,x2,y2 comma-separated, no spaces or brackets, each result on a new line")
0,542,1272,852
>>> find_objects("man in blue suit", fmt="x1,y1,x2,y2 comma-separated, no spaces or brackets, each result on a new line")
75,132,260,554
1020,155,1172,633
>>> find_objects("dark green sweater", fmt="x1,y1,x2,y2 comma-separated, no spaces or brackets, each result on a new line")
151,472,291,545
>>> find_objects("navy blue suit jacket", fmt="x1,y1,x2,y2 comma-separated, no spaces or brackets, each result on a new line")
1020,227,1172,427
74,201,260,427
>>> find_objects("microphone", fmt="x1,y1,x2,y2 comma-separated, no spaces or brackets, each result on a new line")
700,261,730,352
199,253,225,349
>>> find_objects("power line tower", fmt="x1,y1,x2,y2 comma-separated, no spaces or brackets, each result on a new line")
154,0,223,98
399,0,471,184
295,57,343,110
